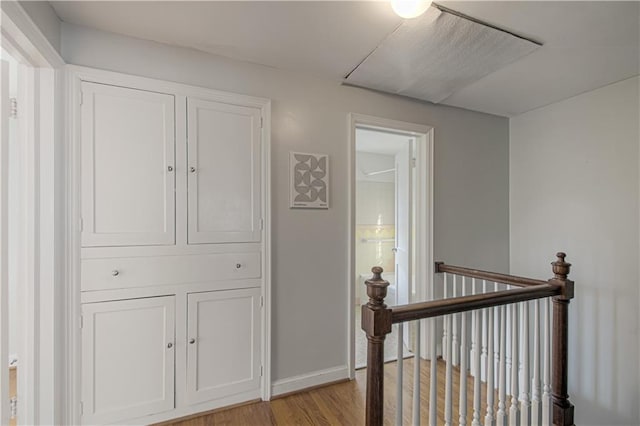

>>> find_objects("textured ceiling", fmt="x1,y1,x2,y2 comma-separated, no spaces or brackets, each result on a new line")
51,1,640,117
345,6,540,104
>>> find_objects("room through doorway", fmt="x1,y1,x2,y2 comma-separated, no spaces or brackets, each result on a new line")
353,126,417,369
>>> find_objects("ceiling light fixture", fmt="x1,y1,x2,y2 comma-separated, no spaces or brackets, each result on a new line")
391,0,433,19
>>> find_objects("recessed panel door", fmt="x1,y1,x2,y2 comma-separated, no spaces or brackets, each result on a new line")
81,296,175,425
187,98,261,244
186,288,261,405
81,82,176,247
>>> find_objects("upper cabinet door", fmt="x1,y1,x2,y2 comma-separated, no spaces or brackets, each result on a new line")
81,82,176,247
187,98,262,244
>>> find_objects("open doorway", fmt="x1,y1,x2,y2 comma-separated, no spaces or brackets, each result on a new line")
354,128,415,368
348,114,433,376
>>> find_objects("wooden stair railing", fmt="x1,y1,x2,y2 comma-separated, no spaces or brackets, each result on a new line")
361,252,575,426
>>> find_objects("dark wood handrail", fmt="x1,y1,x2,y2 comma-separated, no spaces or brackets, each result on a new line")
435,262,548,287
361,252,575,426
391,284,560,323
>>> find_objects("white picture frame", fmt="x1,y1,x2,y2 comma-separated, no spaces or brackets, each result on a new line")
289,152,329,209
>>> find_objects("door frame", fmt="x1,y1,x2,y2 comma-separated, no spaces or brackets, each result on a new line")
1,2,65,424
66,65,272,424
347,113,434,378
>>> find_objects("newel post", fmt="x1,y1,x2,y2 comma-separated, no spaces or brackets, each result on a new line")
549,252,575,426
361,266,392,426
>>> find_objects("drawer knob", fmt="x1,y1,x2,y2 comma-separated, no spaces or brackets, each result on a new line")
167,342,173,349
236,263,242,269
189,338,196,344
111,270,120,277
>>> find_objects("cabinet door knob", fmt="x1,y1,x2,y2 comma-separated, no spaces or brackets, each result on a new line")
190,166,196,173
236,263,242,269
189,338,196,344
167,342,173,349
167,165,174,172
111,270,120,277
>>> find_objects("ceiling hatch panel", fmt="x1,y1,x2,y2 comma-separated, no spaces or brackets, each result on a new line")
344,6,541,104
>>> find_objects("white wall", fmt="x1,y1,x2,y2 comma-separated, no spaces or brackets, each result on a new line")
61,23,510,385
510,76,640,426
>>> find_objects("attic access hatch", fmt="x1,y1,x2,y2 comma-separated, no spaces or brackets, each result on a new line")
344,4,541,104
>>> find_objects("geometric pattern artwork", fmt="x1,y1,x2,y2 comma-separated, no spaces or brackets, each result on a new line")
290,152,329,209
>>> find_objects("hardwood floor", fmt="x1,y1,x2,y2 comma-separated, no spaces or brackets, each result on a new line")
163,358,497,426
9,367,16,426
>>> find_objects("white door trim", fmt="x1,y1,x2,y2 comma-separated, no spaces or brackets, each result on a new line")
66,65,272,424
347,113,434,378
0,58,10,426
1,2,64,424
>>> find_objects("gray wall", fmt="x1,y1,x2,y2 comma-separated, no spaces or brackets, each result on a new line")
510,76,640,426
18,1,61,54
61,23,510,383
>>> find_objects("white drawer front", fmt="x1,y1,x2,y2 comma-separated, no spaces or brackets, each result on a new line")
82,253,261,291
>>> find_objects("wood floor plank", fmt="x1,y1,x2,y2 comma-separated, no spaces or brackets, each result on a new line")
162,358,498,426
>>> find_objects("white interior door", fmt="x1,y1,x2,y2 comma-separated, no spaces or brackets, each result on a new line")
395,141,412,345
81,296,175,425
187,98,261,244
80,82,176,247
0,59,10,426
186,288,261,405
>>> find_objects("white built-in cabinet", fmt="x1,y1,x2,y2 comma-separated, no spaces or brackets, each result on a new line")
75,68,269,426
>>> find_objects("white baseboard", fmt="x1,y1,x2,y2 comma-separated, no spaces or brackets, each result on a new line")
271,365,349,397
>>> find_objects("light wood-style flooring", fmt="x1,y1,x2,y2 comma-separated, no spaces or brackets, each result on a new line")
9,367,16,426
163,358,497,426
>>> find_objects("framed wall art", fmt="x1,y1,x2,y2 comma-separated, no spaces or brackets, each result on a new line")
290,151,329,209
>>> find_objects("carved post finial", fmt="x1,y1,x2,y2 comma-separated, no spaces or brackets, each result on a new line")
552,252,571,280
365,266,390,308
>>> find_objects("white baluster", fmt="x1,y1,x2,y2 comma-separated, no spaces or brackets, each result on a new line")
397,324,404,426
452,276,459,367
414,320,421,426
496,305,507,426
470,278,477,376
485,304,496,426
520,302,531,425
429,317,437,426
445,314,453,426
509,304,519,426
531,300,541,426
442,273,449,362
459,280,468,426
472,308,482,426
542,298,551,426
494,282,501,386
481,280,488,380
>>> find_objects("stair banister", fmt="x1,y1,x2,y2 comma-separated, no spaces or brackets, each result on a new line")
361,253,576,426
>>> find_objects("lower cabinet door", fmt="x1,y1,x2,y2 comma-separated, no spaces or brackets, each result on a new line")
81,296,175,425
186,288,261,405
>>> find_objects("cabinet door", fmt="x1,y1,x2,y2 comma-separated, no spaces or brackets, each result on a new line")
81,296,175,425
186,288,261,404
81,82,176,247
187,98,261,244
